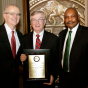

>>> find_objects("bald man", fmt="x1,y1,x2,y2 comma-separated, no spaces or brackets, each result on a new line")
0,5,23,88
58,8,88,88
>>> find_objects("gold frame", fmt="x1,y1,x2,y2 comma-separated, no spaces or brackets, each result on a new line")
23,49,50,82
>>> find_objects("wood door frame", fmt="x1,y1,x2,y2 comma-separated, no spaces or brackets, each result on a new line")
23,0,30,34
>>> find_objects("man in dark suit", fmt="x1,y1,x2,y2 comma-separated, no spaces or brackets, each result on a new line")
58,8,88,88
0,5,23,88
20,10,59,88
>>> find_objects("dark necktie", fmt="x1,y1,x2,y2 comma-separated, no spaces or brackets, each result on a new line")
35,34,41,49
11,31,16,59
63,31,72,72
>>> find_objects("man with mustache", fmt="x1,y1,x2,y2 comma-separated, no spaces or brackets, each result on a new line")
58,8,88,88
0,5,23,88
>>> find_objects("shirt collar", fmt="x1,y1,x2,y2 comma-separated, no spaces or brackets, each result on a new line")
4,23,16,34
33,30,44,37
68,23,79,33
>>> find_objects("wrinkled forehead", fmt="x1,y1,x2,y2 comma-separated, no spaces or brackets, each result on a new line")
31,13,45,19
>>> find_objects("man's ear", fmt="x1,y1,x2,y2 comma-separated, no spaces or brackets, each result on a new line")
44,19,46,25
3,13,6,20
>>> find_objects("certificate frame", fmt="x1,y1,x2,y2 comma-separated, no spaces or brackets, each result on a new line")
23,49,50,82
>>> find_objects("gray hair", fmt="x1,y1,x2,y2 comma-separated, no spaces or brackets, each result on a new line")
30,10,46,20
3,4,19,14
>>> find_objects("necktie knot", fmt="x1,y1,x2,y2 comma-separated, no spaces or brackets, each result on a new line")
69,31,72,35
35,34,41,49
36,34,40,38
12,31,14,35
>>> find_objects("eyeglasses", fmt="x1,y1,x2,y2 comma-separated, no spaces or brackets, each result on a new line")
31,19,45,23
5,12,21,16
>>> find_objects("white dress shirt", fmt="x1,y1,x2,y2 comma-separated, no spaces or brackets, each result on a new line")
4,23,20,54
33,30,44,49
62,23,79,71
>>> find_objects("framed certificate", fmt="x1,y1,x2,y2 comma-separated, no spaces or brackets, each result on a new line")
23,49,50,82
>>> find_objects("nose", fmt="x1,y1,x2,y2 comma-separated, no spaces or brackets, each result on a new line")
68,16,72,21
13,14,17,18
36,20,39,24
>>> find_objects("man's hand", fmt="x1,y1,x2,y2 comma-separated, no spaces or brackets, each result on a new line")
20,54,27,63
43,75,54,85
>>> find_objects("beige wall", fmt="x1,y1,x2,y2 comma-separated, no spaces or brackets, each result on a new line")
0,0,88,35
0,0,3,25
17,0,23,34
0,0,23,34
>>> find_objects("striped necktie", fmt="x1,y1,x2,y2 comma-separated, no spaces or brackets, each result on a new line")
35,34,41,49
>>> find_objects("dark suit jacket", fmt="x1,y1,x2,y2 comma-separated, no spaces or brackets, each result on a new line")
22,30,59,88
0,24,23,88
58,24,88,88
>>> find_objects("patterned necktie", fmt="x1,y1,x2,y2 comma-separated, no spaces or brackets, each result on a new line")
11,31,16,59
35,34,41,49
63,31,72,72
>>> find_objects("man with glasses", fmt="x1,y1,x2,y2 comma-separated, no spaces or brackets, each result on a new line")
20,10,59,88
0,4,23,88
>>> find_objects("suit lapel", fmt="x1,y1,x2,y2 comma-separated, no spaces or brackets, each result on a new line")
0,24,12,54
16,30,22,55
29,32,33,49
71,25,82,54
61,29,68,52
40,30,49,49
16,30,22,46
27,32,33,49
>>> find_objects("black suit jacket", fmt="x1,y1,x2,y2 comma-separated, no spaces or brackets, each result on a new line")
0,24,23,88
22,30,59,88
58,24,88,88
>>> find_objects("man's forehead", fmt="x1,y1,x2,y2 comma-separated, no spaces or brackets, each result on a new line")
7,6,19,10
65,8,77,14
65,11,78,16
31,14,44,18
